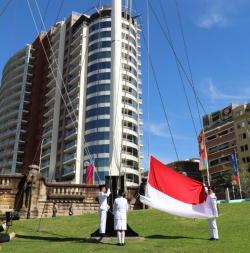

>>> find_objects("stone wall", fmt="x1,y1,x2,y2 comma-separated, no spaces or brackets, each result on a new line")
0,173,141,219
0,174,23,218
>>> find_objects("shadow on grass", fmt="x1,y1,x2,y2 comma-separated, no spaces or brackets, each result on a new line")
146,235,208,240
16,234,115,245
16,235,94,243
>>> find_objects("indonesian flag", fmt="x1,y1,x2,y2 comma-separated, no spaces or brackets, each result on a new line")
140,156,215,219
86,163,94,185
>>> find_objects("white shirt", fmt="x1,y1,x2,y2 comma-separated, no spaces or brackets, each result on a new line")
207,193,218,217
113,197,128,220
98,189,111,211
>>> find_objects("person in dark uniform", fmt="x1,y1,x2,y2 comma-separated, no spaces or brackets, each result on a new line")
52,203,57,217
69,204,73,216
0,223,15,243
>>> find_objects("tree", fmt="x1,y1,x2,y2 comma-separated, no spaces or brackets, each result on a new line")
240,168,250,198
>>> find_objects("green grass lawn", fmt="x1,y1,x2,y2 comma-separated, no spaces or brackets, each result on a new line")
1,202,250,253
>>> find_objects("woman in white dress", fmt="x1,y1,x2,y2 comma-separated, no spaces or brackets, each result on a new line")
113,190,128,246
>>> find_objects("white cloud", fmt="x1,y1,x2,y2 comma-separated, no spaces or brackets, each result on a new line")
143,122,190,140
203,78,250,101
197,13,227,29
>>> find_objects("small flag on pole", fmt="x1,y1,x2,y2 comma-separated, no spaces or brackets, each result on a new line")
230,151,239,186
86,163,94,185
198,130,209,171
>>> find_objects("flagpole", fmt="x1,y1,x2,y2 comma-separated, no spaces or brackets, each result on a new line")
234,149,243,199
202,129,211,187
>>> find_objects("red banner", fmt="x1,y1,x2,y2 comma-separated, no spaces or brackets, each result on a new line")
86,164,94,185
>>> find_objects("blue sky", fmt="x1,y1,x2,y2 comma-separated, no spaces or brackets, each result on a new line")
1,0,250,170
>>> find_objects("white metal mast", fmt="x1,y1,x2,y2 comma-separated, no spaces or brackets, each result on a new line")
110,0,122,177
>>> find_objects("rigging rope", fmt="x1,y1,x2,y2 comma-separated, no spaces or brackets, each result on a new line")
33,0,95,164
0,0,14,17
159,0,198,138
39,0,51,32
148,1,207,116
134,1,180,161
174,0,203,129
26,0,100,182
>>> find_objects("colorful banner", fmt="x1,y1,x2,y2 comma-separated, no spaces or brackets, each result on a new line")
198,130,209,171
230,151,239,186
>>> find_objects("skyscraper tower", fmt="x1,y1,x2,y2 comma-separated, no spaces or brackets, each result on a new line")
0,2,143,186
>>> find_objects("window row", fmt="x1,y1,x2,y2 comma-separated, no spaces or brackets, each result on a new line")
123,133,138,145
89,41,111,52
122,120,138,132
89,31,111,43
122,42,137,57
207,142,233,154
210,156,230,167
85,131,110,142
122,74,137,87
122,63,137,77
88,61,111,73
86,95,110,107
86,83,110,95
88,51,111,62
122,23,137,38
122,159,139,170
122,145,138,157
242,156,250,164
122,97,138,109
126,173,139,184
86,107,110,118
85,144,109,155
122,33,136,47
89,21,111,33
122,52,137,66
122,85,137,98
85,119,110,130
240,144,248,152
87,72,111,83
122,108,138,120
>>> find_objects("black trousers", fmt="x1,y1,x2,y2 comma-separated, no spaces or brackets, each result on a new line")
0,225,10,243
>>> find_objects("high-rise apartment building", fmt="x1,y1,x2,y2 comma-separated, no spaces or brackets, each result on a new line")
0,5,142,187
0,45,34,174
233,104,250,174
202,104,250,195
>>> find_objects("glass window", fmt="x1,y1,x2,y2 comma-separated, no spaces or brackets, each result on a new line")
122,23,137,38
88,62,111,73
86,107,110,118
85,144,109,154
87,72,111,83
122,85,137,98
86,95,110,106
88,51,111,62
85,131,110,142
210,159,219,166
122,108,138,120
85,119,110,130
89,21,111,33
88,41,111,52
89,31,111,43
87,83,110,95
94,158,110,167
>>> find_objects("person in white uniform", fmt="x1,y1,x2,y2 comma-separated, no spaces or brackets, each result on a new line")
113,190,128,246
98,185,111,239
207,186,219,240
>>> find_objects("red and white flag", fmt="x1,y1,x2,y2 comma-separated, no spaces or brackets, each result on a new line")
140,156,215,219
86,163,94,185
